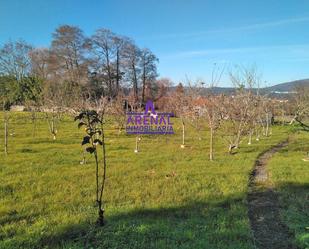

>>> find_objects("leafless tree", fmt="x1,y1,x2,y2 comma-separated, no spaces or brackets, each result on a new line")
29,48,51,80
112,35,125,96
290,85,309,130
44,26,88,109
122,41,141,104
109,93,127,135
140,48,158,103
220,66,260,153
51,25,88,85
0,40,32,81
259,96,273,136
170,83,193,148
90,29,119,97
195,94,224,160
198,65,225,160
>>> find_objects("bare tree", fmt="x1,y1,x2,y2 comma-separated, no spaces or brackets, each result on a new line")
112,35,126,96
0,40,32,81
140,48,158,103
51,25,86,70
51,25,88,88
3,102,9,155
0,57,23,154
196,94,224,160
259,96,273,137
198,65,225,160
90,29,118,97
220,66,260,153
45,109,59,140
290,85,309,130
122,41,141,104
29,48,51,80
171,83,192,148
109,93,127,135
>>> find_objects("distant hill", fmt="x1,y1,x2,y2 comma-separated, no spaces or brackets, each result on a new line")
170,79,309,97
264,79,309,93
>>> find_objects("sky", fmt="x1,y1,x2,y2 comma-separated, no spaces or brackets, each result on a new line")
1,0,309,87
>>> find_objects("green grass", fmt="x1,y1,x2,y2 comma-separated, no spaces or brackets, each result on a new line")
0,111,296,249
268,130,309,249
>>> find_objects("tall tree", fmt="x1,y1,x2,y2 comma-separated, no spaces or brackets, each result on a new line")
290,85,309,130
122,41,141,104
220,66,260,153
0,40,42,105
29,48,51,80
51,25,88,85
140,48,158,103
49,25,89,107
0,40,32,81
112,35,125,97
90,29,117,97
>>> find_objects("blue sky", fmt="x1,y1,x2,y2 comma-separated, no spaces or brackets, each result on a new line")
1,0,309,86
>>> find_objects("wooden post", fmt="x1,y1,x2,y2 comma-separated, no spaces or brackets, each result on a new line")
32,110,36,137
134,136,139,153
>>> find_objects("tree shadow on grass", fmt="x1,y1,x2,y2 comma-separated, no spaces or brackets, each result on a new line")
34,195,251,249
2,183,306,249
0,211,39,241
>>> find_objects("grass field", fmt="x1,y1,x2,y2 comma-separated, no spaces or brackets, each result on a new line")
268,130,309,249
0,112,307,249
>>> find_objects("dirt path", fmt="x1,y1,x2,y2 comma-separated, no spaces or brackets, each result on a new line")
247,141,298,249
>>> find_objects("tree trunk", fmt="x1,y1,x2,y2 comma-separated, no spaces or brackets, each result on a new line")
32,111,36,138
182,119,185,146
234,120,244,148
235,130,241,148
98,120,107,226
4,112,8,155
46,112,57,140
97,200,104,226
248,129,252,145
228,144,234,154
281,108,285,126
256,127,260,141
265,112,269,137
132,63,138,103
209,127,214,160
142,64,146,103
135,136,139,152
106,51,113,97
94,150,104,226
52,117,56,140
289,114,297,125
115,49,120,97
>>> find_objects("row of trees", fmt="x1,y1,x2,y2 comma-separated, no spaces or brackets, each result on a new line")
159,67,285,160
0,25,162,109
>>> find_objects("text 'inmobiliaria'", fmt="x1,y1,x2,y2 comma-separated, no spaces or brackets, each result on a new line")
126,100,174,135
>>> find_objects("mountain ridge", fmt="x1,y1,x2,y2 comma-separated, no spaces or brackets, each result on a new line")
172,79,309,96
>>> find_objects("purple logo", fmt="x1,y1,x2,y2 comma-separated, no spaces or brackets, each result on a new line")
126,100,174,135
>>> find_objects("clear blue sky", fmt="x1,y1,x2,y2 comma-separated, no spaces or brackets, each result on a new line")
1,0,309,86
